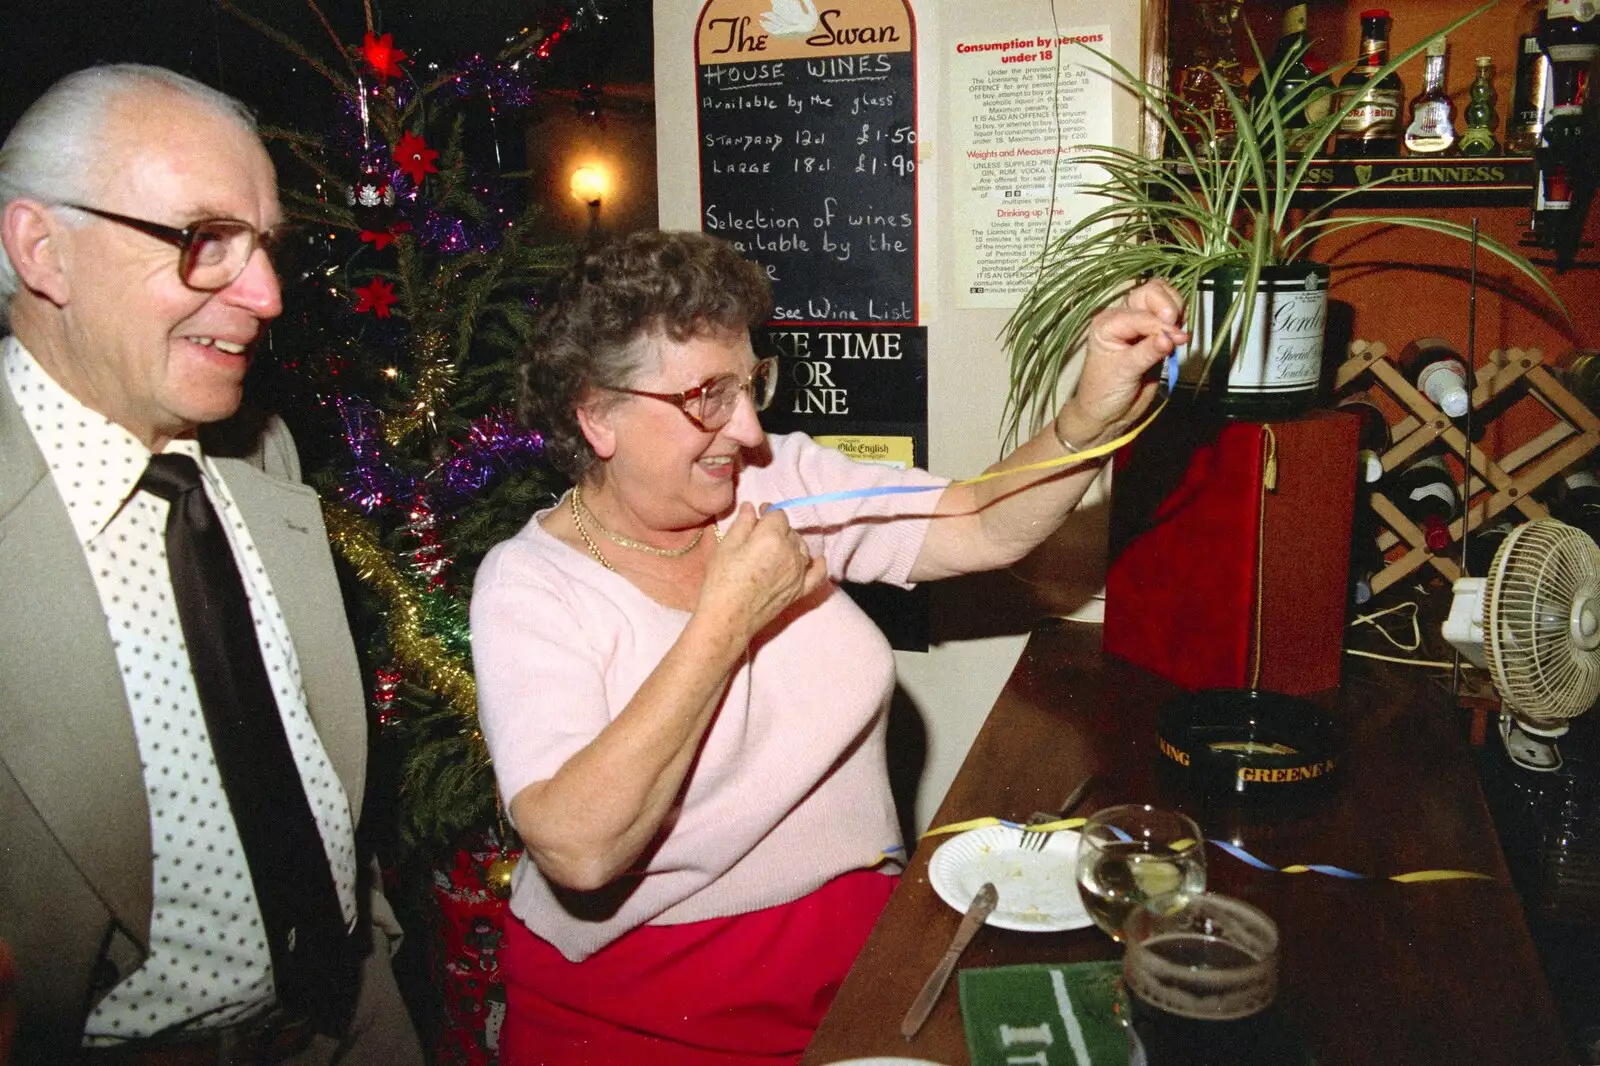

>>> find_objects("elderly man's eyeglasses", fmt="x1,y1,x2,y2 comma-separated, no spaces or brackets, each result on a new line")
62,204,280,292
609,356,780,431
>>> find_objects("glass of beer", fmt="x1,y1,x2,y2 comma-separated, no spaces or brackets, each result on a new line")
1075,804,1208,941
1122,893,1288,1065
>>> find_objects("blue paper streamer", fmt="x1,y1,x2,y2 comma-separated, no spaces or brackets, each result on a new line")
764,483,941,512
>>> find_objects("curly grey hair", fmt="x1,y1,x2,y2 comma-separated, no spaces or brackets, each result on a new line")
518,230,773,483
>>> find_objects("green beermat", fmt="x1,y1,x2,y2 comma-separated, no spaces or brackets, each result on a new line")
960,960,1318,1066
959,961,1128,1066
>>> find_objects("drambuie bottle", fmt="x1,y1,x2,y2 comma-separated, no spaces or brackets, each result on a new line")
1336,9,1404,156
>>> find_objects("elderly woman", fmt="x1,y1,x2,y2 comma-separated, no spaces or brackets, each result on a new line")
470,230,1187,1065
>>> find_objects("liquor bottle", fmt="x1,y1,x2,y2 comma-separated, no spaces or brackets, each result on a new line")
1336,9,1404,157
1172,0,1249,157
1391,453,1460,552
1547,467,1600,545
1556,348,1600,412
1464,519,1518,576
1541,0,1600,59
1530,156,1575,246
1250,0,1323,154
1349,503,1384,605
1337,391,1391,483
1397,337,1472,418
1509,34,1553,151
1538,0,1599,166
1404,36,1457,155
1457,56,1502,156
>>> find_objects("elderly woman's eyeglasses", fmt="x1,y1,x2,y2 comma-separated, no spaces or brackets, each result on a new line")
610,356,779,431
61,204,281,292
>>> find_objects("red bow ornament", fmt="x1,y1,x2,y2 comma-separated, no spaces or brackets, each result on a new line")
361,32,407,83
394,130,440,185
353,277,399,318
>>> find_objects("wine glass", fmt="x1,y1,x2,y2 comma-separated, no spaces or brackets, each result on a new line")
1075,804,1208,942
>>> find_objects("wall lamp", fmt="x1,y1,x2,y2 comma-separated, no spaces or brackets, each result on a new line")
570,165,608,241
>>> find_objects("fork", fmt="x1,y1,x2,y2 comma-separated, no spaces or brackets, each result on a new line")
1019,772,1097,852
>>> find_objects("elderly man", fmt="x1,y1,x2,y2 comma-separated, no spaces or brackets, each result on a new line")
0,65,423,1064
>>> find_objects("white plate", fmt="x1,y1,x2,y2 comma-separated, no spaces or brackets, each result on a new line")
927,824,1092,933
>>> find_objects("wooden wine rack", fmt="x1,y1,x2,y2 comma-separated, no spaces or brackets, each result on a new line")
1335,342,1600,597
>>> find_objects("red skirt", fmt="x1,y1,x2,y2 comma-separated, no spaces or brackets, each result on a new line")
499,870,896,1066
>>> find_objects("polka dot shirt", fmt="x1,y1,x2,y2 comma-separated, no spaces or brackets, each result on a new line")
2,339,358,1042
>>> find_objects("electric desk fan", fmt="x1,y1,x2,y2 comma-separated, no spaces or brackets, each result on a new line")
1443,518,1600,771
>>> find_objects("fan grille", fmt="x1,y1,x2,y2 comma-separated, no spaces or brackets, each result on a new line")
1482,519,1600,726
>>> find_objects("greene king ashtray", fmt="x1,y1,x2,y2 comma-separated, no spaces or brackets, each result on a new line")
1156,688,1344,799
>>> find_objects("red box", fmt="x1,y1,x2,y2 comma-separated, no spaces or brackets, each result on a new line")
1103,406,1360,694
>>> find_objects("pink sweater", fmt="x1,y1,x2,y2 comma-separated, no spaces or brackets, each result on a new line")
470,432,948,961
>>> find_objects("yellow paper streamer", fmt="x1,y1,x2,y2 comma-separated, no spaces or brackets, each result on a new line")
919,815,1494,884
952,395,1168,489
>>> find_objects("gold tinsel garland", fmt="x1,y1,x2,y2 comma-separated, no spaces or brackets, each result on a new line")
384,330,457,447
323,500,479,720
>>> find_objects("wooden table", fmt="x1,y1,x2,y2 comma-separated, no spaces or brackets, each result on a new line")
802,621,1571,1065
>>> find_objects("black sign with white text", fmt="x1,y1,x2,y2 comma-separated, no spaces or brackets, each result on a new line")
761,324,929,651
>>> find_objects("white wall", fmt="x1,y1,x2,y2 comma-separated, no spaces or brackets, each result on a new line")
654,0,1145,832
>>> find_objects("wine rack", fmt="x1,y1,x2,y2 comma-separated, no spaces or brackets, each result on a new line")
1335,341,1600,596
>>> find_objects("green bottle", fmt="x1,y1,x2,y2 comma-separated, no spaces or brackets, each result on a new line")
1458,55,1502,156
1250,0,1323,155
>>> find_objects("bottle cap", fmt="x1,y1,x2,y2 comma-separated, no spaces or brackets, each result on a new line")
1360,9,1390,19
1439,385,1471,418
1423,515,1452,552
1426,35,1447,56
1476,55,1493,65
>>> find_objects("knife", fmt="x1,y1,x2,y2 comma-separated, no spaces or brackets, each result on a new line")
900,881,999,1039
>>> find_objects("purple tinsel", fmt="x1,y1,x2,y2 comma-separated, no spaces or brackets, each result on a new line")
330,396,412,511
446,52,539,111
414,205,507,256
330,400,544,514
429,412,546,507
417,212,472,255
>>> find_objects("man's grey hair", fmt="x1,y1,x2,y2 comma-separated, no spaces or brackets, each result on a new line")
0,64,258,328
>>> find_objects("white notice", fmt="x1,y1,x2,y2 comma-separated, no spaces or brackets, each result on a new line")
952,28,1115,310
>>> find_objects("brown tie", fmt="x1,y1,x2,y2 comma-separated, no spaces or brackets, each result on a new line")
138,454,358,1030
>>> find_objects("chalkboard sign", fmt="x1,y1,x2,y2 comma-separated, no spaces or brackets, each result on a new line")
695,0,917,325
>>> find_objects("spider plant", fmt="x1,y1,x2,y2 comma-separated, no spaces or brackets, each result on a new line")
1001,0,1566,446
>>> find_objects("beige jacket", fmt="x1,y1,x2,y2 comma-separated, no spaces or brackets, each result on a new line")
0,379,388,1059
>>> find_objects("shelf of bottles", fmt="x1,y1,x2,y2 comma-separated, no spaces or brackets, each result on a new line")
1335,341,1600,595
1167,0,1598,254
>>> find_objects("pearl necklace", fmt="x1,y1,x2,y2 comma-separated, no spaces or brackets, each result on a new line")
570,487,717,572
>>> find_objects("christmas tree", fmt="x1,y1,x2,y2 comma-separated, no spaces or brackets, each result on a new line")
215,4,610,1056
218,0,589,859
214,5,646,1055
